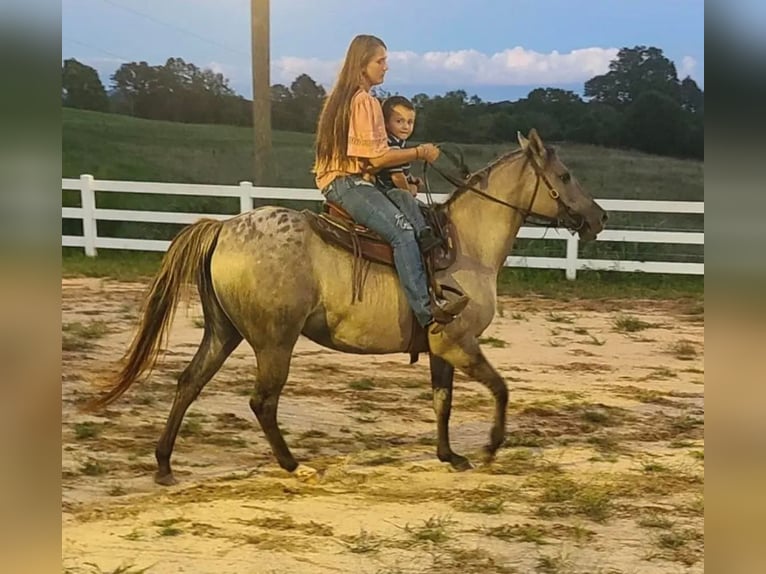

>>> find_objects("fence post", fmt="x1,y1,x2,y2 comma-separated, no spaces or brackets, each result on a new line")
80,174,97,257
565,234,578,280
239,181,254,213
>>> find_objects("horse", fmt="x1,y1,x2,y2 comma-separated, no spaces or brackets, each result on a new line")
89,129,607,485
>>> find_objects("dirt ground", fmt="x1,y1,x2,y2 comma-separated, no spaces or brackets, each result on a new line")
61,278,704,574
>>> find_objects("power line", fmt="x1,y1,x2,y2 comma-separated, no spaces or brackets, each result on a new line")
62,36,130,62
93,0,249,57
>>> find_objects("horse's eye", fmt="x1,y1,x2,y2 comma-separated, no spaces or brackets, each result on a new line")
560,173,571,184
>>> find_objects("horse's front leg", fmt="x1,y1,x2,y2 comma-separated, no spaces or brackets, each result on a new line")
429,353,473,471
430,334,509,463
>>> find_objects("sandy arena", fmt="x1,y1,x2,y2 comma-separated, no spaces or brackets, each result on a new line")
62,277,704,574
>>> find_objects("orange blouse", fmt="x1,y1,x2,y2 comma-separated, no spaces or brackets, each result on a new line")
314,89,389,192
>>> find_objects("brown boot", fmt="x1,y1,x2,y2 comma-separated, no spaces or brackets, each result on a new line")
429,295,470,334
439,294,469,316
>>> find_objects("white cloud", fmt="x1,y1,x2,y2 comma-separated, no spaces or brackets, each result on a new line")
271,46,620,88
272,57,342,87
678,55,697,78
206,60,242,79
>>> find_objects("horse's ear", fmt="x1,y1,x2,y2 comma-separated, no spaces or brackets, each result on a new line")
526,128,547,161
517,130,530,152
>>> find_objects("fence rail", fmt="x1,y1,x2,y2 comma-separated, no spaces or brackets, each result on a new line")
62,175,704,279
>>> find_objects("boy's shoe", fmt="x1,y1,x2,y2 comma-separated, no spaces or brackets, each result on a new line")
417,227,442,253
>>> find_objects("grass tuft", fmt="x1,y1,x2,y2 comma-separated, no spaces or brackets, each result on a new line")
406,515,453,544
62,320,111,351
107,484,127,497
638,514,674,529
534,476,614,522
479,336,508,348
80,459,107,476
612,314,658,332
348,378,375,391
547,312,576,324
484,523,549,545
343,528,382,553
667,339,699,360
152,517,186,537
74,421,106,440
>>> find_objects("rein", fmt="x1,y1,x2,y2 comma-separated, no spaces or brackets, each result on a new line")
422,144,568,227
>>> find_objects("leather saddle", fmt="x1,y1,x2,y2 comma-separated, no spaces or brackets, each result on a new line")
303,200,461,362
305,201,457,273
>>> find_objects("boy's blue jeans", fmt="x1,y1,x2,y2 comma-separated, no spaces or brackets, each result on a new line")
324,175,432,327
378,186,430,235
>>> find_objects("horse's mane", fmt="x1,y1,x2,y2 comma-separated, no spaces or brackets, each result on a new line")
438,144,557,210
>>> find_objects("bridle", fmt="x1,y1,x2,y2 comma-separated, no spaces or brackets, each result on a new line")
422,144,584,231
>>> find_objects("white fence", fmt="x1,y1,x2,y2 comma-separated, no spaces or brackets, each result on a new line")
62,175,704,280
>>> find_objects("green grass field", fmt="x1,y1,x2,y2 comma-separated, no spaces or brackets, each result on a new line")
63,108,703,200
62,108,703,298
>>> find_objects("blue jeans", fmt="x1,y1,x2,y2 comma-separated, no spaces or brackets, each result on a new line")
325,175,433,327
378,186,430,235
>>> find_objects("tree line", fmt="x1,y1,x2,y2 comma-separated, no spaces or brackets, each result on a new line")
62,57,251,125
62,45,703,158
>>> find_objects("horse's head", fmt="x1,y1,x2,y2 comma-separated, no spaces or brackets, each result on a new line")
517,129,607,241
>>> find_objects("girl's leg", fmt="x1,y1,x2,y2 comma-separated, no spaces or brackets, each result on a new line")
326,177,432,327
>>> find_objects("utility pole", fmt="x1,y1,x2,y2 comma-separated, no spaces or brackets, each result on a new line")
251,0,274,186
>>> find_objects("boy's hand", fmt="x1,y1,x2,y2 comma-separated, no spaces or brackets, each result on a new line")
408,176,425,193
408,183,418,197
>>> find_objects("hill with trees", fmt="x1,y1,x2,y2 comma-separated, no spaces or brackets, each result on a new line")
62,45,703,159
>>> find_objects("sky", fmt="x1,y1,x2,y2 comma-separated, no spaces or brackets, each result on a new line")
62,0,705,103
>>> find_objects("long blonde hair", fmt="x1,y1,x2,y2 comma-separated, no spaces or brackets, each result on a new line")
314,34,386,171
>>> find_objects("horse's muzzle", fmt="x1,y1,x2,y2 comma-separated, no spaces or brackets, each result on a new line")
575,205,607,242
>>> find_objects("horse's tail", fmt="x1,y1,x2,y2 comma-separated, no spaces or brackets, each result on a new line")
86,218,224,410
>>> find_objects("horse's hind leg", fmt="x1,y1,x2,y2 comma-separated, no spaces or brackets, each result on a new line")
248,343,313,480
155,307,242,485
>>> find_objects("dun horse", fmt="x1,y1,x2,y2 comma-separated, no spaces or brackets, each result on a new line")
91,129,607,485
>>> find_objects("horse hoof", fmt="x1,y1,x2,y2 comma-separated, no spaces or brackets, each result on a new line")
155,472,178,486
292,464,319,483
450,455,475,472
481,448,497,465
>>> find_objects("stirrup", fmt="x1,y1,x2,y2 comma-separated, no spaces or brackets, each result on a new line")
418,228,442,253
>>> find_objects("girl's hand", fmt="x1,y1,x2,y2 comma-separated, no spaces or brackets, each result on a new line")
416,144,440,163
